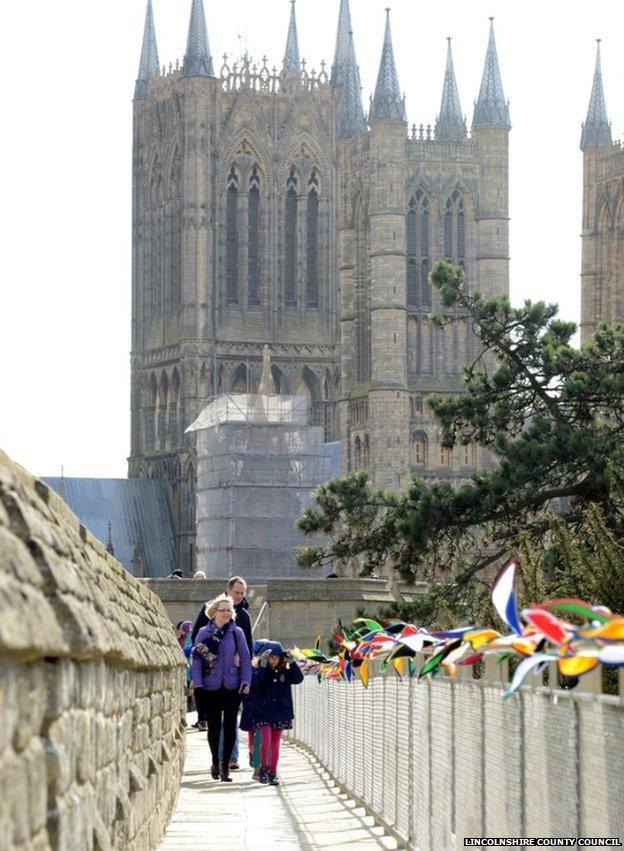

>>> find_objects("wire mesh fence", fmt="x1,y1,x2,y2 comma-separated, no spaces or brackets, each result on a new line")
287,668,624,849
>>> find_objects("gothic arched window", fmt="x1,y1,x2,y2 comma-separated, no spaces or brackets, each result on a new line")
440,445,452,468
169,369,181,446
185,464,195,532
157,372,168,450
168,147,182,315
410,431,427,468
444,203,453,261
231,364,248,394
306,170,319,308
407,198,418,306
285,169,298,307
444,190,467,274
149,374,158,451
248,166,260,306
354,435,362,470
147,161,164,319
226,167,239,305
362,434,370,469
463,442,477,467
407,191,430,309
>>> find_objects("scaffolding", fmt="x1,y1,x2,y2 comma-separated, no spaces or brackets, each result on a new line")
187,393,332,581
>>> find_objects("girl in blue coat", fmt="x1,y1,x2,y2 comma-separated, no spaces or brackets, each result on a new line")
251,641,304,785
239,638,269,779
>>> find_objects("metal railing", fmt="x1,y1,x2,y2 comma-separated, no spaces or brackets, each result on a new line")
288,664,624,849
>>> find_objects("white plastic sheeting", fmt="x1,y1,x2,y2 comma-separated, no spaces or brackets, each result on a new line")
186,393,309,432
190,393,332,581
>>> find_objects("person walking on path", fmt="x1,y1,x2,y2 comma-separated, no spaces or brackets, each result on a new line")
191,576,253,768
191,576,253,652
240,638,269,779
251,641,304,786
176,621,194,713
191,595,251,782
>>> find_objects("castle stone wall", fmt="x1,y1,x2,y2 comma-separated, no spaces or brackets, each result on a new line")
0,449,186,851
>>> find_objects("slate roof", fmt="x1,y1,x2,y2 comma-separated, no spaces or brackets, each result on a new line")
43,477,176,578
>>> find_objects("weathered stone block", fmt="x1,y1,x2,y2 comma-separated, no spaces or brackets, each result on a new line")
0,448,186,851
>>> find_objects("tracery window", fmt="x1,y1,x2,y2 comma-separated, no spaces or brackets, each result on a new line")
362,434,370,469
410,431,427,468
248,166,260,306
407,191,430,308
444,190,466,272
354,435,362,470
226,167,239,305
285,168,298,307
147,162,163,319
463,443,477,467
306,170,319,308
167,148,182,315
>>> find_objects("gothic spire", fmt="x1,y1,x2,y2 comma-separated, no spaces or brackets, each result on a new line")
369,9,406,124
435,39,466,142
134,0,160,100
106,522,115,557
331,0,353,86
283,0,301,74
337,32,367,140
472,18,510,128
580,40,612,150
181,0,214,78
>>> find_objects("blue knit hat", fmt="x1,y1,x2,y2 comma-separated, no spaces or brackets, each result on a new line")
264,641,286,657
253,638,270,655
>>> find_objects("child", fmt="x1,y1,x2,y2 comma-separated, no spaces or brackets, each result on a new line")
239,639,269,779
251,640,304,785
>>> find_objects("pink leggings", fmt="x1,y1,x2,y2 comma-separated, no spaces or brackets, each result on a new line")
258,726,283,773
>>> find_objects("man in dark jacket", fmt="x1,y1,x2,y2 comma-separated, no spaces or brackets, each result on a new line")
191,576,253,653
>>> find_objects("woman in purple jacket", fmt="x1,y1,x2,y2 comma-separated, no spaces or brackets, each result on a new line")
191,594,252,782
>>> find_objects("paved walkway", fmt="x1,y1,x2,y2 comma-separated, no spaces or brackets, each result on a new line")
159,723,401,850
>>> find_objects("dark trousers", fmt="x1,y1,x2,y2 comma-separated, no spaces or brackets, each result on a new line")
194,687,207,724
202,688,242,767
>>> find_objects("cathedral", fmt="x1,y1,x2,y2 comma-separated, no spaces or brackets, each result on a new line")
129,0,511,571
580,40,624,344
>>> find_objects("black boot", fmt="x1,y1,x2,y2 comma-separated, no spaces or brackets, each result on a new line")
210,761,220,780
220,762,232,782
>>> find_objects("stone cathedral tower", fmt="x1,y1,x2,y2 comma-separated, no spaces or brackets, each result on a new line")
129,0,510,571
580,40,624,344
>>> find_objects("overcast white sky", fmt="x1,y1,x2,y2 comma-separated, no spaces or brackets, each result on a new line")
1,0,622,479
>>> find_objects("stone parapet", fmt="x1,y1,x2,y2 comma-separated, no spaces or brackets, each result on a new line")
0,449,186,851
142,579,267,629
145,577,396,650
